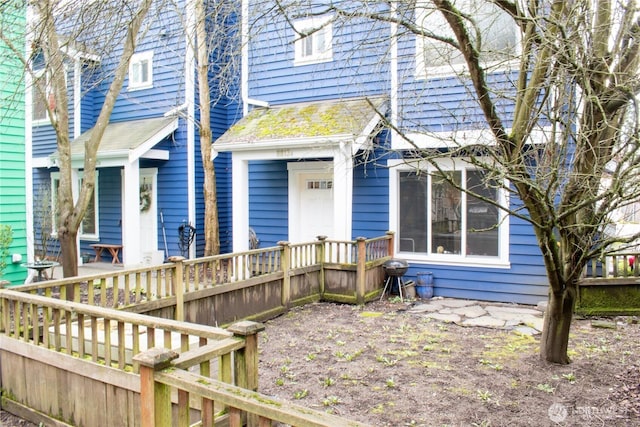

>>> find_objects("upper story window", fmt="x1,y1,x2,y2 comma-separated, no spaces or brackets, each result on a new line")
415,0,517,78
293,16,333,66
32,68,50,124
129,50,153,90
390,159,509,266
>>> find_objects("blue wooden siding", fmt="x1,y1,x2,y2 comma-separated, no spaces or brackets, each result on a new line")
32,66,74,157
214,152,233,253
154,126,190,258
248,160,288,248
96,9,187,123
395,28,519,133
351,152,390,239
247,4,390,104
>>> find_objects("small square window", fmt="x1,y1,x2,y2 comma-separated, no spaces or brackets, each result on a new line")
294,16,333,65
129,51,153,90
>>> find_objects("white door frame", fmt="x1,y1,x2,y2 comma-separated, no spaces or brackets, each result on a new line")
288,161,333,242
139,168,159,262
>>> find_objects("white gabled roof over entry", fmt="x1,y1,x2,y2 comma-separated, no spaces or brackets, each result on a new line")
215,96,388,154
49,116,178,167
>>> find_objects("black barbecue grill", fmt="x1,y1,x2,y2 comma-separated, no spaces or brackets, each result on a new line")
380,259,409,301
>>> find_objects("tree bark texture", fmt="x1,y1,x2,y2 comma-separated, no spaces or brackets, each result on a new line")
540,286,576,364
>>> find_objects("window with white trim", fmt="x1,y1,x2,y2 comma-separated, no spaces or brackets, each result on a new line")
51,172,99,240
293,16,333,65
128,50,153,90
32,68,50,123
415,0,517,78
393,161,508,263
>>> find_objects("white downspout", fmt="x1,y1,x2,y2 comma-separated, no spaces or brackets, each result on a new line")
25,7,34,267
390,2,399,144
74,59,82,264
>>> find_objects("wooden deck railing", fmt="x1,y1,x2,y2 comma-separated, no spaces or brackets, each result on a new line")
583,252,640,281
0,288,256,378
12,262,178,310
9,233,395,314
134,346,371,427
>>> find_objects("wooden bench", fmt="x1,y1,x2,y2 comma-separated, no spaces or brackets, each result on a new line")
90,243,123,265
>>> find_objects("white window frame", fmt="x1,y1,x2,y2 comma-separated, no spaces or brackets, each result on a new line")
293,15,333,66
414,0,519,79
32,68,50,125
128,50,154,90
50,172,100,240
389,158,510,268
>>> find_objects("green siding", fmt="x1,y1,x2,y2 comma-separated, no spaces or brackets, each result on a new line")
0,4,27,285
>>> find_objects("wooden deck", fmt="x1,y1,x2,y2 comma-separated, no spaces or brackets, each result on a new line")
0,234,393,426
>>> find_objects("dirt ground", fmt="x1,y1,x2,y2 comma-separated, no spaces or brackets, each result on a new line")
1,299,638,427
257,300,640,427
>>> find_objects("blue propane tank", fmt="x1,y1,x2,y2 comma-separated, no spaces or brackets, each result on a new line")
415,272,434,299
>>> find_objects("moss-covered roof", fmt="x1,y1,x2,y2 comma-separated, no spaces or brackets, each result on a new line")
216,96,388,146
50,116,178,161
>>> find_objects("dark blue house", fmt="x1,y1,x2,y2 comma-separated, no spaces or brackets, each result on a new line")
29,3,235,266
214,1,548,305
28,1,548,304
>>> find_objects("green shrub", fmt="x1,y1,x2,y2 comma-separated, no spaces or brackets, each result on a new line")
0,225,13,278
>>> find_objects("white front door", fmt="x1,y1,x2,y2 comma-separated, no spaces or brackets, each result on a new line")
289,163,334,242
139,168,159,263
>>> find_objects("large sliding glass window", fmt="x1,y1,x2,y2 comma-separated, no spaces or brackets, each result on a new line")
397,165,504,261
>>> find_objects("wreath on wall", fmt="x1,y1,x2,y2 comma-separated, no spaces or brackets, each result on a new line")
140,185,152,212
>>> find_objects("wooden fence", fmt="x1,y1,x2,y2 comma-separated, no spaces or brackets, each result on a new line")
135,346,371,427
0,234,394,426
578,252,640,315
9,234,394,326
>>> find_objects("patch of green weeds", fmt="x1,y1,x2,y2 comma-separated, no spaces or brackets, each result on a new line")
293,389,308,399
322,396,341,406
375,354,398,366
477,390,492,402
321,377,336,387
536,383,555,393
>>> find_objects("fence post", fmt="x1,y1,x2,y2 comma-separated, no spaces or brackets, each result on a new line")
133,347,179,427
356,237,366,305
228,320,265,391
316,236,327,296
168,256,186,321
228,320,265,427
386,231,395,258
278,241,291,309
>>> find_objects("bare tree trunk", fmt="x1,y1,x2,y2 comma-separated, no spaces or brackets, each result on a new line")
540,286,576,364
195,0,220,256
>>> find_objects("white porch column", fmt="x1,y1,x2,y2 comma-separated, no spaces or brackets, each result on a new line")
122,161,141,266
333,142,353,241
232,156,249,252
